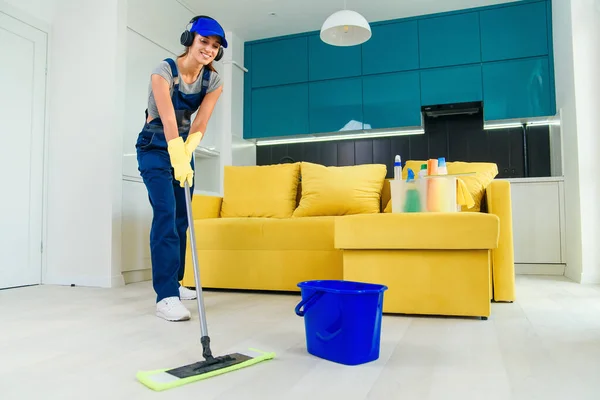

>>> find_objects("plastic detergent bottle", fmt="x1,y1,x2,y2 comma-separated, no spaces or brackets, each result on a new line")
418,164,427,180
403,169,422,212
394,155,402,180
438,157,448,175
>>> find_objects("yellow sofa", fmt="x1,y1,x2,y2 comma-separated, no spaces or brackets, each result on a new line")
181,160,515,318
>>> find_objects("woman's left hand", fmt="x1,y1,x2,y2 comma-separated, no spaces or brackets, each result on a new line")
184,131,204,160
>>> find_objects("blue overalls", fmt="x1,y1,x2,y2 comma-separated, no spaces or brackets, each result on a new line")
135,58,211,303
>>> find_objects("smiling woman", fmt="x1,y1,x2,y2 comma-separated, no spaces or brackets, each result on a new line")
134,15,226,322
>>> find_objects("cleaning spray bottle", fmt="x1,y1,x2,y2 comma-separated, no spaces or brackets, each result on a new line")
418,164,427,180
438,157,448,175
403,168,422,212
394,155,402,180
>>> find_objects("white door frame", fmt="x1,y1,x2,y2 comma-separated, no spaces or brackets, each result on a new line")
0,1,50,287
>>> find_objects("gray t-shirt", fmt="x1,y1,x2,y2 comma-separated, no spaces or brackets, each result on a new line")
147,60,222,119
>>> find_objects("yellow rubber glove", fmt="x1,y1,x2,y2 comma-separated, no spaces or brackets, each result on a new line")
167,137,194,187
184,131,204,160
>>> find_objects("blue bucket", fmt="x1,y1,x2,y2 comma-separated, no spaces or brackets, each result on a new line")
295,280,388,366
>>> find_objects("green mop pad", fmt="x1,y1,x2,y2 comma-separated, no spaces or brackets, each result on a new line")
137,348,275,391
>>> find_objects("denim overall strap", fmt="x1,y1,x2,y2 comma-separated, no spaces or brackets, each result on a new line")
200,67,210,99
163,58,211,136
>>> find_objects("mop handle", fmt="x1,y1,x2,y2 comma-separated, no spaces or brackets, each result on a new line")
183,181,209,339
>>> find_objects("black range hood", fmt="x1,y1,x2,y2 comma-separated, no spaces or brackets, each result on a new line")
421,101,482,118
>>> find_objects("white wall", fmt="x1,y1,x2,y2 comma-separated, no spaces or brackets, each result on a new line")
569,0,600,283
1,0,53,25
218,30,257,176
552,0,600,283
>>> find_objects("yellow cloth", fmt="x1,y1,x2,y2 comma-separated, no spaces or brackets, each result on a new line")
167,137,193,187
447,162,498,212
456,178,475,209
220,163,300,218
293,162,387,217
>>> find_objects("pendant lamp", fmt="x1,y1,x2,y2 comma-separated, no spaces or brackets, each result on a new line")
320,8,371,46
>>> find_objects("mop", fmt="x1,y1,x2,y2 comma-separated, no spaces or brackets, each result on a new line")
136,181,275,391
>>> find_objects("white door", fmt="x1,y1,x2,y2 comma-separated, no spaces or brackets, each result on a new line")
0,12,47,289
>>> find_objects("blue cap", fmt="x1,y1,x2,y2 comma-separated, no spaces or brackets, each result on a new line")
438,157,446,167
406,168,415,181
191,17,228,48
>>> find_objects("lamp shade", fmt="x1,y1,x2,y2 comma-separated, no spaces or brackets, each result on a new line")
320,10,371,46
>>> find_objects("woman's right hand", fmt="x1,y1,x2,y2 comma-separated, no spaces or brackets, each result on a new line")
167,137,193,187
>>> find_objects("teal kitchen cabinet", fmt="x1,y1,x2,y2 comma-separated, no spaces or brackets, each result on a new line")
482,56,551,120
363,71,421,129
418,11,481,69
250,37,308,88
420,64,482,106
308,34,362,81
251,83,309,138
362,21,419,75
480,1,548,62
309,77,363,134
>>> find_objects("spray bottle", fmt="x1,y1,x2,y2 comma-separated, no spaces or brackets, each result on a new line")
394,155,402,180
438,157,448,175
403,168,421,212
418,164,427,180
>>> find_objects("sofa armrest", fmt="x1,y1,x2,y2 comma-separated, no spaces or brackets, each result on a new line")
192,194,222,219
485,180,515,302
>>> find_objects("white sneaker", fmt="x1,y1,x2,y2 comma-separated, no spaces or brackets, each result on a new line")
179,286,197,300
156,297,191,321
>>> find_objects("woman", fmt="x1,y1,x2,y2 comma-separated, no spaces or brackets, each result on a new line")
135,15,226,321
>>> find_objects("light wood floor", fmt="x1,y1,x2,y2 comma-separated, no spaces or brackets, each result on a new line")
1,275,599,400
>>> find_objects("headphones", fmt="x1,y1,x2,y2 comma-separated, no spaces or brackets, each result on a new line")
180,15,224,62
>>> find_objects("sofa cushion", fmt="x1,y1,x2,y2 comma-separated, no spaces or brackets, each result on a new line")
335,213,499,250
401,160,498,212
195,216,336,250
293,162,387,217
220,163,300,219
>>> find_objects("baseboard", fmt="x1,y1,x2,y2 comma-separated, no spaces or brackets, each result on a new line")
111,274,125,288
515,263,565,275
122,268,152,284
580,270,600,284
42,276,113,288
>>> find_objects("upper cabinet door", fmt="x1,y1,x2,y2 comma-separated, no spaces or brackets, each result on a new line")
251,83,309,138
363,71,421,130
308,34,362,81
309,77,363,134
480,2,549,62
482,56,551,121
418,12,481,69
251,37,308,88
420,64,482,106
362,21,419,75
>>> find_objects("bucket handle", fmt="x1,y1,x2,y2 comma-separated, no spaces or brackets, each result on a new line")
294,291,324,317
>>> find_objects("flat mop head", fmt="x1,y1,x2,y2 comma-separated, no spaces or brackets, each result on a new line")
136,348,275,391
